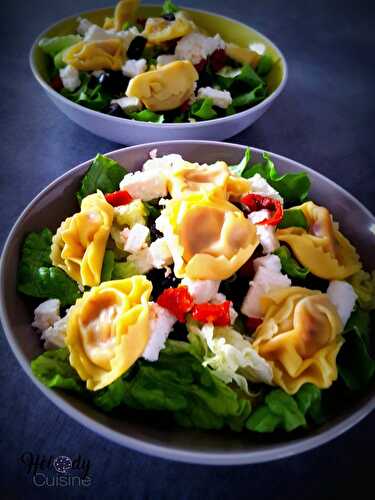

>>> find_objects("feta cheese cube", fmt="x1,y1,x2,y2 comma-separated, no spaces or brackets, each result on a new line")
149,238,173,268
175,33,225,65
124,223,150,253
122,58,147,78
111,96,142,113
197,87,232,109
142,303,177,361
32,299,61,332
248,209,280,254
156,54,177,67
249,174,283,203
181,278,221,304
83,24,114,42
127,248,153,273
41,315,68,350
59,65,81,92
241,255,291,318
142,154,184,173
120,169,168,201
327,280,357,326
76,17,93,36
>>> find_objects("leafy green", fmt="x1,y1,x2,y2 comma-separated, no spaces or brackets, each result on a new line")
232,84,267,108
349,270,375,310
129,109,164,123
256,54,273,77
190,98,217,120
114,199,147,227
93,377,127,411
101,250,115,282
273,246,309,279
217,64,264,91
229,147,251,176
53,49,69,69
144,201,161,219
39,35,81,57
162,0,179,14
76,154,126,204
278,208,308,229
31,348,83,393
242,153,311,203
61,74,111,111
17,229,81,306
112,261,139,280
246,384,323,433
338,309,375,390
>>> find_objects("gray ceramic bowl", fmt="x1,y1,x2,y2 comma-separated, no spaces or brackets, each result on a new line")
1,141,374,465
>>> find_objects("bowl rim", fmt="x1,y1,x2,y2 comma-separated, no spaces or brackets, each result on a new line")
29,3,288,129
1,140,374,465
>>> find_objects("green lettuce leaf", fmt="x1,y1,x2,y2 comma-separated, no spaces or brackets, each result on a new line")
39,35,81,56
232,84,267,108
112,261,139,279
101,250,115,282
162,0,179,14
242,153,311,203
190,98,217,120
129,109,164,123
31,348,83,393
273,246,309,279
216,64,264,91
229,147,251,176
278,208,308,229
256,54,273,76
338,309,375,390
61,74,111,111
76,154,126,204
17,229,81,306
93,377,127,412
349,270,375,310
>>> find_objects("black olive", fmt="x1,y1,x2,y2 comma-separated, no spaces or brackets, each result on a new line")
149,221,163,242
106,103,125,118
127,35,147,59
97,71,129,96
147,268,181,300
162,13,176,21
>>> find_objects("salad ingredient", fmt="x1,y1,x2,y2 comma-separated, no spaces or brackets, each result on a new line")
190,98,217,120
67,276,152,390
114,199,147,226
64,39,124,71
277,201,361,280
197,87,232,109
142,12,194,44
326,280,357,326
191,301,231,326
39,35,82,57
349,270,375,310
148,238,173,268
180,278,220,304
59,65,81,91
101,250,116,282
123,223,150,253
122,57,147,77
61,73,111,111
111,96,142,112
273,245,309,279
76,154,126,204
175,32,225,65
104,189,133,206
120,169,168,200
32,299,61,332
278,208,308,230
241,254,291,318
113,0,139,31
142,303,176,361
248,209,279,254
126,61,198,111
156,54,177,66
252,287,343,394
241,193,283,226
51,192,114,287
156,286,194,322
127,248,154,273
112,260,139,279
162,0,179,15
41,308,73,350
225,44,261,67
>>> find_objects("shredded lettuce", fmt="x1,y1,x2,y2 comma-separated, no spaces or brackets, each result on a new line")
114,199,147,227
338,309,375,390
190,98,217,120
162,0,179,14
278,208,308,229
61,74,111,111
39,35,81,57
76,154,126,204
17,229,81,306
246,384,323,433
273,246,309,279
349,270,375,310
229,147,251,176
129,110,164,123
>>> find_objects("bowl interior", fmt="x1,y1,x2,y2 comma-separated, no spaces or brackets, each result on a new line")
32,4,285,97
1,141,374,464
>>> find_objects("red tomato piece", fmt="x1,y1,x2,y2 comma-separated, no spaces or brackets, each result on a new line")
191,301,231,326
157,286,194,322
245,316,263,333
240,193,283,226
104,190,133,207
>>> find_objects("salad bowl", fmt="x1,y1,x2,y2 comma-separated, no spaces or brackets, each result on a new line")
29,3,287,145
1,141,374,465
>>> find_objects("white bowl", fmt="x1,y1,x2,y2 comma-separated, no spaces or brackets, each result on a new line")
29,5,288,145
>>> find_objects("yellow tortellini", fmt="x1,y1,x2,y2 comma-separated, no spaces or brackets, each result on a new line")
67,276,152,390
276,201,361,280
225,44,262,68
64,39,124,71
142,12,195,44
157,192,259,280
126,60,198,111
51,192,114,287
252,287,344,394
113,0,139,31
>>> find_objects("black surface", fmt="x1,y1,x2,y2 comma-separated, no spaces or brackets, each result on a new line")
0,0,374,498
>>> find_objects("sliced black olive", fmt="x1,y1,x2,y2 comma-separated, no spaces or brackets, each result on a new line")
127,35,147,59
147,268,181,300
162,13,176,21
106,103,125,117
98,71,129,96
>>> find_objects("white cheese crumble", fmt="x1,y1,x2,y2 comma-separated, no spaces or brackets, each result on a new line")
249,173,283,203
59,65,81,92
175,32,225,65
127,248,153,274
181,278,221,304
248,209,280,254
142,153,184,173
76,17,93,36
123,223,150,253
122,58,147,78
142,303,177,361
120,169,168,201
327,280,357,326
111,96,142,113
156,54,177,67
197,87,232,109
241,254,291,318
32,299,61,332
149,238,173,268
83,24,138,52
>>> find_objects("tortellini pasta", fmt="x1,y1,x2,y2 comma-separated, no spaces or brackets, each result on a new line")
252,287,344,394
142,12,195,44
126,61,198,111
67,276,152,390
156,192,259,280
276,201,361,279
64,39,124,71
225,44,262,67
113,0,139,31
51,192,114,287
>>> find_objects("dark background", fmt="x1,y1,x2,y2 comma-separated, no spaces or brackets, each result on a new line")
0,0,374,498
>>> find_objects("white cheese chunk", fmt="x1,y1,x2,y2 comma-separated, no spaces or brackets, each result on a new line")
197,87,232,109
76,17,93,36
120,169,168,201
149,238,173,268
327,280,357,326
156,54,178,67
249,173,283,203
32,299,61,332
124,223,150,253
241,255,291,318
181,278,221,304
248,209,280,254
142,154,184,173
175,32,225,65
83,24,138,52
142,303,177,361
39,306,73,350
127,248,153,273
111,96,142,113
59,65,81,92
122,58,147,78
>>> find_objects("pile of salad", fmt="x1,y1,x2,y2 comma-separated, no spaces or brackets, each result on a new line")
38,0,275,124
19,149,375,434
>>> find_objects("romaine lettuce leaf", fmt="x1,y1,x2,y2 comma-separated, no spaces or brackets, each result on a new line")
273,246,309,279
101,250,115,282
229,147,251,176
76,153,126,204
129,109,164,123
93,377,127,411
278,208,308,229
31,348,84,393
349,270,375,310
39,35,81,56
216,64,264,91
112,261,139,279
232,84,267,108
61,74,111,111
256,54,273,76
162,0,179,14
190,98,218,120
